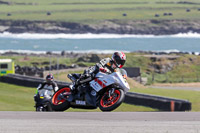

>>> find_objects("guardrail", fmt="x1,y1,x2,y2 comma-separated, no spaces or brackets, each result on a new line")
0,74,191,111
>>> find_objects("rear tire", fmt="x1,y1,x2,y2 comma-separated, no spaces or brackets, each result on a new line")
99,89,125,112
51,87,71,111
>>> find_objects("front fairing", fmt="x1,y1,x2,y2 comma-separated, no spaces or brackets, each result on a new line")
90,72,116,92
34,89,52,104
90,71,130,92
34,94,51,106
110,72,130,92
38,88,54,97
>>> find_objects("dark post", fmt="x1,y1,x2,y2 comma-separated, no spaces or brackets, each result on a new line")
196,73,199,82
152,72,155,82
165,74,168,82
181,75,184,82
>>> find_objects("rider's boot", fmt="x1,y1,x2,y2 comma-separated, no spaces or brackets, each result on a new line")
68,74,79,91
70,79,80,93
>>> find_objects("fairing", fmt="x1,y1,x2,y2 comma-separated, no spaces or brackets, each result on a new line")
90,69,130,92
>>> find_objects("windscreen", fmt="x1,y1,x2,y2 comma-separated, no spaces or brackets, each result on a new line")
119,69,128,79
38,89,54,97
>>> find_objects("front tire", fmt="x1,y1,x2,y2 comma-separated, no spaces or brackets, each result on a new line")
99,89,125,112
36,102,53,112
51,87,71,111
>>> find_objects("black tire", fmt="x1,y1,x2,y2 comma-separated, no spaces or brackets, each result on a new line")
45,102,53,111
36,106,43,112
51,87,71,111
98,89,125,112
36,103,53,112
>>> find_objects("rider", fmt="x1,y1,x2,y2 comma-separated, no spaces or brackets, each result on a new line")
69,51,126,90
36,74,59,96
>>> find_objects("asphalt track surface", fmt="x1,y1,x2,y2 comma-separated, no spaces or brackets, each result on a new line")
1,112,200,133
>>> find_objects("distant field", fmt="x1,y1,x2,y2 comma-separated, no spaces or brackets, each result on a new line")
2,53,200,84
1,0,200,23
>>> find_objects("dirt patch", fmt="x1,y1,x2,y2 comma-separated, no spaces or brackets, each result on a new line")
127,77,146,89
18,56,30,62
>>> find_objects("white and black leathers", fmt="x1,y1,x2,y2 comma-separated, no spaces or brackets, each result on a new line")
72,58,118,88
37,81,59,97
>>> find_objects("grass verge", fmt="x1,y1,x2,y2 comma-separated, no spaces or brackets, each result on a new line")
0,81,199,111
0,82,35,111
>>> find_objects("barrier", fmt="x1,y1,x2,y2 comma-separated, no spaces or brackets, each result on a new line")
0,74,69,88
124,92,191,111
0,74,192,111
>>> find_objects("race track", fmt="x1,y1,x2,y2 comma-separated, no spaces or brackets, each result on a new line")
0,112,200,133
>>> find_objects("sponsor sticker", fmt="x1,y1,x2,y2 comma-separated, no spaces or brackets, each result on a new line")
75,100,86,105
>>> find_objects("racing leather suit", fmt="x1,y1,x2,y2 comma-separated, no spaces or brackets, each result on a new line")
37,81,59,97
71,58,118,88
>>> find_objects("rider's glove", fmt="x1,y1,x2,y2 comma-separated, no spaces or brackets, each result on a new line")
81,73,90,79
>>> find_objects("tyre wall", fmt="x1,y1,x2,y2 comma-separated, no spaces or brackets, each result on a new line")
0,74,69,88
124,92,191,111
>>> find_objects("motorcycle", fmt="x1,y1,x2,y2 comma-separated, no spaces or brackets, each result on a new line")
34,85,54,111
51,69,130,112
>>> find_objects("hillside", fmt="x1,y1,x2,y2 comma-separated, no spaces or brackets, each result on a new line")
1,0,200,34
1,52,200,84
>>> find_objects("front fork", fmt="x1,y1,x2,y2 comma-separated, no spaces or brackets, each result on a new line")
108,88,115,97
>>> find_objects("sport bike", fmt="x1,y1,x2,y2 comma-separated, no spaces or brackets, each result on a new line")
51,69,130,112
34,86,54,111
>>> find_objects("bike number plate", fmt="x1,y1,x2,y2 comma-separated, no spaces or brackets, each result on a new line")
90,80,102,92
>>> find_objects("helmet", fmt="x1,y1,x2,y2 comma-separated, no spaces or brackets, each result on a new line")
112,51,126,68
46,74,54,84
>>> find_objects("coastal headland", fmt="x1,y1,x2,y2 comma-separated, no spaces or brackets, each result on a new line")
1,19,200,35
1,0,200,35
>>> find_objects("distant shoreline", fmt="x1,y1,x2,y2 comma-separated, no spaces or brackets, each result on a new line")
1,19,200,35
0,49,198,57
1,32,200,39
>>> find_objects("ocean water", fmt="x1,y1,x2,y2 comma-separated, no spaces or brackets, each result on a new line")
0,32,200,54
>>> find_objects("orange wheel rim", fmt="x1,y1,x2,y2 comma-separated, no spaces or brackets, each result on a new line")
52,88,70,105
100,90,120,108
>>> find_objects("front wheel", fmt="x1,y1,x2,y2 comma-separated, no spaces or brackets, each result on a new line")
51,87,71,111
36,102,53,112
99,89,125,112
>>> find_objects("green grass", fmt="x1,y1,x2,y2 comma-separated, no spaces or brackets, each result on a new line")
0,55,77,67
0,82,35,111
147,55,200,83
1,81,200,111
1,0,200,23
0,82,157,111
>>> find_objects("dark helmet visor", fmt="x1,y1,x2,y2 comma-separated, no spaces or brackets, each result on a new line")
116,58,125,66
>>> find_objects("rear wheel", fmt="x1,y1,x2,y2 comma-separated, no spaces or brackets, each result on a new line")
99,89,125,112
51,87,71,111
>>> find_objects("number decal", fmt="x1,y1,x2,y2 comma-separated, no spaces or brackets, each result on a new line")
90,79,106,92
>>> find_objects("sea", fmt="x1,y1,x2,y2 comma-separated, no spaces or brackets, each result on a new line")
0,32,200,54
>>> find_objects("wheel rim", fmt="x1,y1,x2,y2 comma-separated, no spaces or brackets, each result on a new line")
52,87,70,105
100,89,121,108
